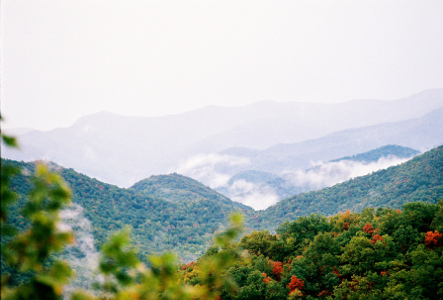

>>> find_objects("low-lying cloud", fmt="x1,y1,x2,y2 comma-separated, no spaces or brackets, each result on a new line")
226,179,280,211
283,155,411,190
174,153,250,189
173,153,415,211
175,153,279,210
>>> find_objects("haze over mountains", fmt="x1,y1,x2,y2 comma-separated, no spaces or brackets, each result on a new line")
212,145,420,210
2,89,443,201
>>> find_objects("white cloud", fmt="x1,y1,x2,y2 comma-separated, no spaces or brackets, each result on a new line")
227,180,279,211
283,156,411,189
174,153,281,210
173,153,415,211
174,153,250,188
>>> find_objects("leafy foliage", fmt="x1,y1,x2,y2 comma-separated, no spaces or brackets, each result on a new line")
1,164,74,300
182,201,443,299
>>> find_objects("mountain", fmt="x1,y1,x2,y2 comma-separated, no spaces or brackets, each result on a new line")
252,145,443,231
129,173,249,210
2,159,253,262
190,89,443,153
330,144,419,163
2,89,442,187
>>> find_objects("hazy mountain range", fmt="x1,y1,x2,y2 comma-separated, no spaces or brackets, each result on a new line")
2,89,443,194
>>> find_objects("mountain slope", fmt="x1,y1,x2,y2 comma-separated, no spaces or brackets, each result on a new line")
191,89,443,153
252,145,443,231
3,159,253,262
130,173,249,210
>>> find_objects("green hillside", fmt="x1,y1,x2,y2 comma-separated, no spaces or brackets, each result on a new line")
253,145,443,231
2,159,252,262
130,173,249,210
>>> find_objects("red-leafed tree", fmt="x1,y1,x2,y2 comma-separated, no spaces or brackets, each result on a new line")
181,261,195,270
424,231,442,248
318,290,332,297
288,275,304,291
363,223,374,234
371,234,383,245
269,260,283,281
262,273,271,283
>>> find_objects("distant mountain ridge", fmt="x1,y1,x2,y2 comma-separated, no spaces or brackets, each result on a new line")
220,107,443,175
330,144,420,163
2,89,442,187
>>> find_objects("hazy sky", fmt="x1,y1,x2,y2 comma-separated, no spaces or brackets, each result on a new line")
2,0,442,130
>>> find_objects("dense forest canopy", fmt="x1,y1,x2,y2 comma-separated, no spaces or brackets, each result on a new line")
182,200,443,299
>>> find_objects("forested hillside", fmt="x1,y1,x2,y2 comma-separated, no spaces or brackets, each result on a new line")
130,173,249,210
253,145,443,231
2,159,252,261
3,90,442,187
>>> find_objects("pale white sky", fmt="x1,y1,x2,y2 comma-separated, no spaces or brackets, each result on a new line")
1,0,442,130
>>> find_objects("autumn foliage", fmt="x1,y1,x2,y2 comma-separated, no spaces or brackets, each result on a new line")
262,273,272,283
424,231,442,248
363,223,374,234
181,261,195,270
333,267,342,277
318,290,332,297
269,260,283,280
288,275,304,291
371,234,383,245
